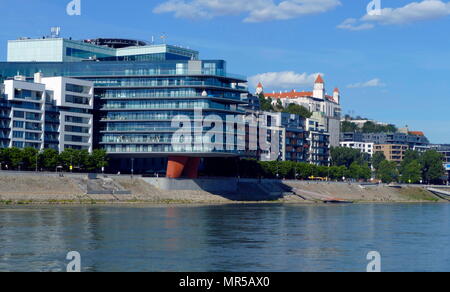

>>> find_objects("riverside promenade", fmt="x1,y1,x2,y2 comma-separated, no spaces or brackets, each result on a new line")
0,171,447,205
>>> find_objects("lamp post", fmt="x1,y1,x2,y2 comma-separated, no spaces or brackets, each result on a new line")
131,158,135,179
35,152,39,172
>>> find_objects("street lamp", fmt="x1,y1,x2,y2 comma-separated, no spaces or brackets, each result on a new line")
35,152,39,172
131,158,135,179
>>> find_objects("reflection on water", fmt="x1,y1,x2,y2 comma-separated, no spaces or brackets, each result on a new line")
0,204,449,272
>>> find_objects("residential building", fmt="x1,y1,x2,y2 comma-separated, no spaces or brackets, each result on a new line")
340,131,429,150
374,144,408,163
258,112,308,163
0,73,94,152
340,141,374,157
306,113,330,166
0,36,247,177
260,75,341,147
2,75,45,150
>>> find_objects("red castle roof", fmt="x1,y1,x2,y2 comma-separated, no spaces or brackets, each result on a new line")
315,75,324,84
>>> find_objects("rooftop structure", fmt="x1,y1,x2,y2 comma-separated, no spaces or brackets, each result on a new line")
7,37,199,62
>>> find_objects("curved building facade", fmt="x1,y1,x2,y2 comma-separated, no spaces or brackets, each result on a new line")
0,37,249,176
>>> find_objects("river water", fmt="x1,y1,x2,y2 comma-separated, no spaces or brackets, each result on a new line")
0,203,449,272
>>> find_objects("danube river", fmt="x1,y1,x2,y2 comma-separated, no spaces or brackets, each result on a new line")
0,203,449,272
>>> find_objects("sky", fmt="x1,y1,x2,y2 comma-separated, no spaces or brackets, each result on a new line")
1,0,450,143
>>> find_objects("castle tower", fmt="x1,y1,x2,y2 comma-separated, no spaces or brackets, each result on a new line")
333,88,340,104
255,82,264,95
313,75,325,99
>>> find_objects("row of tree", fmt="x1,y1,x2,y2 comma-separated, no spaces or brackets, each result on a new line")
372,150,446,184
331,146,446,184
0,147,109,172
341,120,398,134
258,94,313,118
203,147,447,184
202,157,371,181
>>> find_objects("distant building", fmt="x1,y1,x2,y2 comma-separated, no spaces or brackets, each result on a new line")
374,144,408,163
429,145,450,176
259,75,341,147
340,131,429,151
340,141,374,157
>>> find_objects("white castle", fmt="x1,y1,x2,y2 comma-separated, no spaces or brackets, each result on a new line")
257,75,342,147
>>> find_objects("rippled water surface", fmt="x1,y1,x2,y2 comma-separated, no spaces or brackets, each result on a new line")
1,203,450,272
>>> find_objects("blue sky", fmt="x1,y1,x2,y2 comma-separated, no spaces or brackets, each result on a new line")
1,0,450,143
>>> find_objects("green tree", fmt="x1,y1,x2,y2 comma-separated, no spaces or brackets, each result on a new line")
347,162,372,181
377,160,399,183
283,103,313,118
331,147,369,168
259,94,273,112
372,151,386,171
341,121,359,133
275,99,284,111
362,122,397,133
86,149,109,171
21,147,39,170
0,148,10,168
3,147,23,169
328,165,347,180
59,149,87,171
420,150,445,184
40,148,60,170
401,160,422,184
400,150,421,173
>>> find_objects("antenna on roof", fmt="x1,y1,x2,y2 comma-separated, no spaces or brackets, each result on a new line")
51,27,61,38
160,33,167,44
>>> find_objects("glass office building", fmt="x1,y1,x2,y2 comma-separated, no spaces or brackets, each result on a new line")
0,37,248,176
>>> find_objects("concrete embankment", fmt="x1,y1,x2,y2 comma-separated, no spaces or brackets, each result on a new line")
0,172,445,205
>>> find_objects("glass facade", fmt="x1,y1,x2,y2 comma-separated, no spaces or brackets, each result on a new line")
0,38,249,171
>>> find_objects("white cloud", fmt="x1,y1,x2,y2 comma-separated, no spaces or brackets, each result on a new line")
153,0,341,22
248,71,322,89
347,78,386,88
337,18,374,31
338,0,450,30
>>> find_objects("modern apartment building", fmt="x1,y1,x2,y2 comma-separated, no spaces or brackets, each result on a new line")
0,36,247,177
306,115,330,166
340,141,374,157
274,112,308,163
340,131,429,150
0,73,94,152
374,144,408,163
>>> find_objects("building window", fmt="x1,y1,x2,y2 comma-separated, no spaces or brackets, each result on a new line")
13,121,24,128
66,83,90,94
65,95,90,105
13,131,24,139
